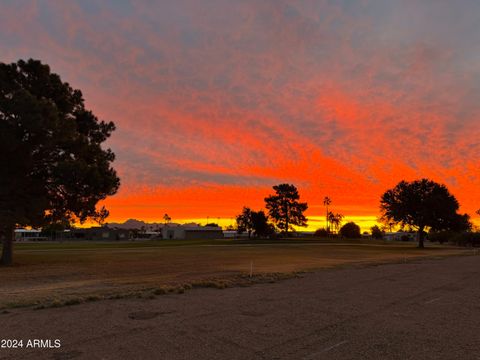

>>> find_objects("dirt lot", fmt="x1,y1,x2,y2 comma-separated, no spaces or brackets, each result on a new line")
0,253,479,359
0,239,467,308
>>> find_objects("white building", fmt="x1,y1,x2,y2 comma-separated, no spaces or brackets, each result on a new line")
14,229,49,241
162,225,224,240
384,231,415,241
223,230,250,239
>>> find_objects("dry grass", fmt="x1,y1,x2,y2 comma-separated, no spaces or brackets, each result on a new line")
0,239,468,309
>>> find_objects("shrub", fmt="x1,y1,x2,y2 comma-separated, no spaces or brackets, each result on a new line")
453,232,480,247
314,228,329,237
339,222,361,239
429,231,456,244
370,225,384,239
429,231,480,247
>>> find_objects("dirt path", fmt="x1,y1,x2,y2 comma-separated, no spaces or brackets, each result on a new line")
1,254,479,359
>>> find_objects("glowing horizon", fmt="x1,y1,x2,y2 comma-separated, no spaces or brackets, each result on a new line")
102,215,382,233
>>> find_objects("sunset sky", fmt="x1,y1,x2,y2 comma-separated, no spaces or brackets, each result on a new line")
1,1,479,230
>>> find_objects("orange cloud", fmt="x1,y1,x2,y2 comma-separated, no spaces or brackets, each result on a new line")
1,1,480,229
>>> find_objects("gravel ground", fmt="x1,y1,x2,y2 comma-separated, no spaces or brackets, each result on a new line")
1,254,479,360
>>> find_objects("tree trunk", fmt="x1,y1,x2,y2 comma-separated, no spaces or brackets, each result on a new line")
326,208,329,234
1,228,14,266
418,226,425,249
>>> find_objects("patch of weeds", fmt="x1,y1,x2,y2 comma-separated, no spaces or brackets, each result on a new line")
50,299,63,308
191,280,226,289
172,286,185,294
153,286,169,295
3,300,41,309
107,293,126,300
63,298,82,306
26,271,307,310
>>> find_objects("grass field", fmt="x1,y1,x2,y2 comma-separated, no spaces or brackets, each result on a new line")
0,238,470,309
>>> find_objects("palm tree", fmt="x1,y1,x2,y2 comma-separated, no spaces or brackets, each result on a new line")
328,212,344,234
163,213,171,225
323,197,331,233
335,213,344,233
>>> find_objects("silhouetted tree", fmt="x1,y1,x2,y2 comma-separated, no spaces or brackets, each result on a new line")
163,213,172,224
0,59,120,265
205,223,219,227
236,207,254,238
380,179,470,248
323,196,331,233
328,212,344,234
339,222,361,238
236,207,273,238
370,225,384,239
251,210,274,237
265,184,308,234
448,213,472,232
314,228,329,237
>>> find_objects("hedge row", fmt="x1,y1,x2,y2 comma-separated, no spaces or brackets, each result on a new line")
429,231,480,247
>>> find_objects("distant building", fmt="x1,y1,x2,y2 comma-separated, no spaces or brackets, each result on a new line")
384,232,415,241
162,225,224,240
135,231,162,240
14,224,223,242
223,230,250,239
68,227,132,241
290,231,315,237
14,229,49,241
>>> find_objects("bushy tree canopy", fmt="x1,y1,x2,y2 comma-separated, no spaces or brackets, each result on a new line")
0,59,120,264
264,184,308,234
370,225,384,239
250,210,274,237
205,223,219,227
236,207,273,238
236,207,254,237
314,228,329,237
380,179,470,248
339,222,361,238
